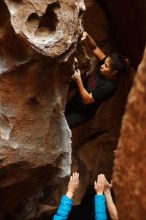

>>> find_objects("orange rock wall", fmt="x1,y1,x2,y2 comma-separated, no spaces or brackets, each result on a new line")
113,48,146,219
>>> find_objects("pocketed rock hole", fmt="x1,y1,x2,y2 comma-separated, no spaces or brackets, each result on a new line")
26,13,40,33
36,2,60,37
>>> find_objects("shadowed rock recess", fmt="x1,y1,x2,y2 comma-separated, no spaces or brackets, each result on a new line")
96,0,146,68
0,0,84,219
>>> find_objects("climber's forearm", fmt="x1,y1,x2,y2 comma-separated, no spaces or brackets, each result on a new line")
85,34,97,50
104,190,119,220
75,77,94,104
85,34,105,60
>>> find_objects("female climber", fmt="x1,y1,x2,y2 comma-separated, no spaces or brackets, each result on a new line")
65,31,128,129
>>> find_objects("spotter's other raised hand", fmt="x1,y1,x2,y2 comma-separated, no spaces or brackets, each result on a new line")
66,172,79,198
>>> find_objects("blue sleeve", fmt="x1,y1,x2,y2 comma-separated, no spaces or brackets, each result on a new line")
53,195,73,220
95,195,107,220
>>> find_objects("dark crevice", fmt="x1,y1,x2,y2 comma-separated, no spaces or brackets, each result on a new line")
26,97,40,106
79,8,85,18
72,129,110,152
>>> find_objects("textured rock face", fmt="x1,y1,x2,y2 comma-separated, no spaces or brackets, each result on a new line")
0,0,84,219
5,0,85,57
113,48,146,220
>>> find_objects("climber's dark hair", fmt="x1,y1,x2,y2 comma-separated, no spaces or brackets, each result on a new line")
108,53,129,75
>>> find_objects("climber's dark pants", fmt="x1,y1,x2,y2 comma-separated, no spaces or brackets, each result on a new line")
66,111,91,129
65,96,93,129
